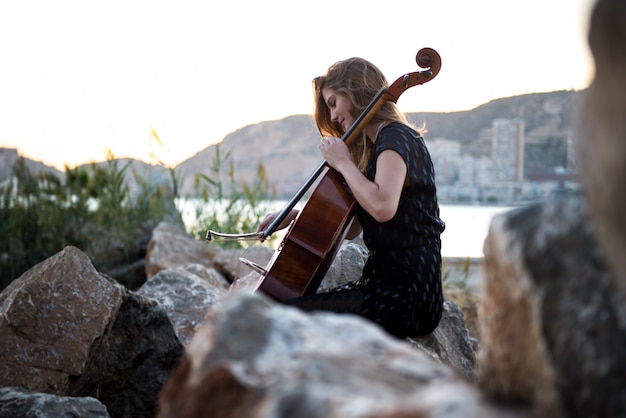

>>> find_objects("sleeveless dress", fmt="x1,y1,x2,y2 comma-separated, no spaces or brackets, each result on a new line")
284,122,446,338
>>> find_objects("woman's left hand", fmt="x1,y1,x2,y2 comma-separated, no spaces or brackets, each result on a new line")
318,136,352,170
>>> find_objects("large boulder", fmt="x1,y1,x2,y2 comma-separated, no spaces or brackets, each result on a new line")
0,246,124,394
0,246,184,418
578,0,626,299
157,292,518,418
137,265,228,345
478,190,626,417
145,222,221,278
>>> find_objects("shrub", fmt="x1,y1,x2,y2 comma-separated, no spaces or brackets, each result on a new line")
187,144,277,248
0,145,275,291
0,154,178,290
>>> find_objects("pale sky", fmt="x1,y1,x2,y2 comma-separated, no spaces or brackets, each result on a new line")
0,0,596,170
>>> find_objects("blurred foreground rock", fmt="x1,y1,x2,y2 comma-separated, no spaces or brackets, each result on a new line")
0,387,109,418
578,0,626,300
479,190,626,417
157,292,513,418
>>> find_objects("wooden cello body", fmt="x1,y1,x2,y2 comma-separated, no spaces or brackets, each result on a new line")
255,167,357,300
209,48,441,301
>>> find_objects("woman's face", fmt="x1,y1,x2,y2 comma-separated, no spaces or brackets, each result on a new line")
322,87,354,133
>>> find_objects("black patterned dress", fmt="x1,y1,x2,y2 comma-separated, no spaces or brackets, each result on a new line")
285,122,446,338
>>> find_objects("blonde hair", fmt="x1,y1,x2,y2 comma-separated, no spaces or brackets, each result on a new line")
313,57,412,172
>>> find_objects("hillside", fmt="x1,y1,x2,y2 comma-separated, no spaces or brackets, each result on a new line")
177,89,581,196
0,148,64,181
1,90,582,198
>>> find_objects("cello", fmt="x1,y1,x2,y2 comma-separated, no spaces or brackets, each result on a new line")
207,47,441,301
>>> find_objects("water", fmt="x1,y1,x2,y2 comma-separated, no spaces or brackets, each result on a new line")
438,205,515,258
179,198,516,259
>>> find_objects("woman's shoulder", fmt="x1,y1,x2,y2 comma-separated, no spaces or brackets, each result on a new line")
379,122,420,138
377,122,420,147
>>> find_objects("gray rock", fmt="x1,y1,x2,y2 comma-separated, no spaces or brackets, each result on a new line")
0,246,184,418
0,387,109,418
146,222,221,278
479,190,626,417
409,300,477,382
157,292,520,418
0,246,124,394
578,0,626,300
137,267,228,345
213,245,275,281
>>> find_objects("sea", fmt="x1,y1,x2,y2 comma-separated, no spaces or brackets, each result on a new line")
179,199,519,259
438,204,516,258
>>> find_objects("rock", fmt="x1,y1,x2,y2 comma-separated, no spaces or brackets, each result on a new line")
105,258,147,290
409,300,477,382
0,246,124,394
479,189,626,417
213,245,275,282
157,292,521,418
0,387,109,418
145,222,221,278
229,271,261,293
0,246,184,418
578,0,626,299
182,263,230,289
88,288,183,418
137,267,228,345
317,241,368,292
444,288,480,344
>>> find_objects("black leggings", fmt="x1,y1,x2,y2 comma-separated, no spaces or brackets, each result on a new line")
283,243,443,338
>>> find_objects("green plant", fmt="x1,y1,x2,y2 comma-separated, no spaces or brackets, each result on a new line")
0,150,183,291
0,159,77,288
0,141,276,291
441,256,471,292
188,144,276,248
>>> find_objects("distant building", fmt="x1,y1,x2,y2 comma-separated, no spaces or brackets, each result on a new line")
491,119,525,182
458,154,475,186
426,138,461,184
474,156,494,185
424,117,577,205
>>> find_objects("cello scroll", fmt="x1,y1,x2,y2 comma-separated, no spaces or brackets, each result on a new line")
385,47,441,103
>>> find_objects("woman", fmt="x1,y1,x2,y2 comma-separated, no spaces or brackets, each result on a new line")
257,57,445,338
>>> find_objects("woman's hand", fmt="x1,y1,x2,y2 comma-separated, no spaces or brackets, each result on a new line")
256,209,299,236
318,136,352,171
322,144,407,223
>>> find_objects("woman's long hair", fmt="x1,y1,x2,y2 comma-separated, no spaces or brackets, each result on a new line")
313,57,412,172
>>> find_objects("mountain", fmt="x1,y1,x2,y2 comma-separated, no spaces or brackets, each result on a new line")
177,115,322,197
0,148,65,184
177,89,581,196
1,90,582,198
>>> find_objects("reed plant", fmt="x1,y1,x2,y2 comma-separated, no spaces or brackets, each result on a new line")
442,256,471,291
187,144,276,248
0,145,275,291
0,154,174,290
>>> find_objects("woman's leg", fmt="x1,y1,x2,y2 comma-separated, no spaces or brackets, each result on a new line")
283,288,365,314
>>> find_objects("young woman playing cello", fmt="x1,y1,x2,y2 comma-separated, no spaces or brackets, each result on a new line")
257,57,445,338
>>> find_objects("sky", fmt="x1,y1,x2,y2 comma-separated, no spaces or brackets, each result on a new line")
0,0,596,170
